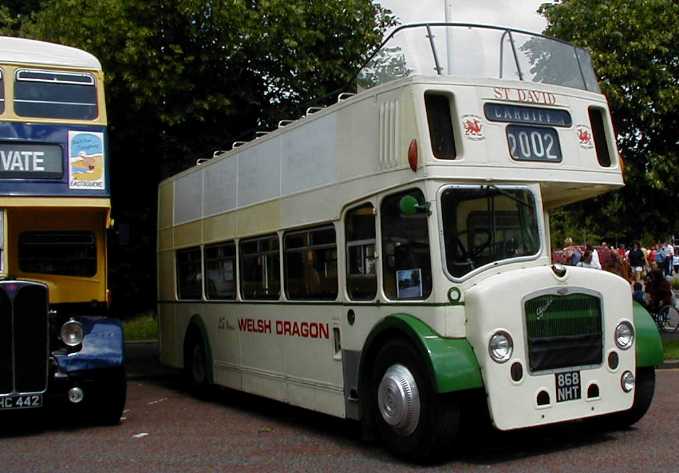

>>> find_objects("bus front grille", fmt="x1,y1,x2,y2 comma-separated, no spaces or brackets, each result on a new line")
525,293,603,372
0,282,49,395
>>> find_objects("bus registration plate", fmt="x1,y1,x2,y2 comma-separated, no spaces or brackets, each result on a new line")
555,370,581,402
506,125,562,162
0,394,43,410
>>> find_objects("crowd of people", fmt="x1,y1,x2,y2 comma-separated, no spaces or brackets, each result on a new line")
554,239,678,314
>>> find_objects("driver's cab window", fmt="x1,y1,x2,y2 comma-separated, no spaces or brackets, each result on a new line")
381,189,432,300
441,186,540,278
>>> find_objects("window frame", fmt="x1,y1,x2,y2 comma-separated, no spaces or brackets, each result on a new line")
175,246,203,301
203,240,237,301
239,233,281,301
379,187,434,301
14,68,98,120
344,202,378,302
437,184,544,282
18,230,98,277
283,224,338,301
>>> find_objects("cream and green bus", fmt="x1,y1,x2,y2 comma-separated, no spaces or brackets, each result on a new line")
157,24,662,461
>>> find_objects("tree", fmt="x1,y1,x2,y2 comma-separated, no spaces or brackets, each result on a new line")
21,0,394,315
540,0,679,245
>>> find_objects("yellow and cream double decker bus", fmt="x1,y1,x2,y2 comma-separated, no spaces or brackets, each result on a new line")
157,23,662,460
0,37,126,423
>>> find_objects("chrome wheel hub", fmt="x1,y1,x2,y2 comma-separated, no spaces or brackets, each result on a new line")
377,364,421,435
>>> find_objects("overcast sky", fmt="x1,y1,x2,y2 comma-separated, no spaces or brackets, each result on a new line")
378,0,556,34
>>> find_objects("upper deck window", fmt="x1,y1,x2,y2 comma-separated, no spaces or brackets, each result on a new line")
14,69,97,120
357,24,601,94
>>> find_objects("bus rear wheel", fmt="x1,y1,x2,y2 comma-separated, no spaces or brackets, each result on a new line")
184,329,210,395
371,339,460,463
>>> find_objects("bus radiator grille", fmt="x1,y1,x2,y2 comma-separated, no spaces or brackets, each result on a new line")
524,293,603,372
0,282,49,395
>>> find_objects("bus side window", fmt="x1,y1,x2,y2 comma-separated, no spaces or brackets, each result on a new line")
176,247,202,300
381,190,432,300
239,235,280,300
345,204,377,301
204,241,236,300
284,226,337,301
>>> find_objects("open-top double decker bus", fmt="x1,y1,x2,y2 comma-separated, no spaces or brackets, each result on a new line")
0,36,125,423
157,24,662,460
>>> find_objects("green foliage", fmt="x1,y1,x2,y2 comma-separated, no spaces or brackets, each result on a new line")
663,339,679,361
123,313,158,341
19,0,393,315
541,0,679,246
672,278,679,291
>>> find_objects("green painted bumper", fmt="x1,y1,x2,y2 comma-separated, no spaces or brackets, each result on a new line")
633,301,663,367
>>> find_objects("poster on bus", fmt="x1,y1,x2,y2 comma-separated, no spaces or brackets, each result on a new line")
68,131,105,190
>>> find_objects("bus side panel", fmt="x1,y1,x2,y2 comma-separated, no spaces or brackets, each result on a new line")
158,302,178,368
231,304,344,417
206,303,242,391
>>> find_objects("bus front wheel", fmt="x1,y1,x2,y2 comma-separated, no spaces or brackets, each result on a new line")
603,367,655,428
371,339,460,462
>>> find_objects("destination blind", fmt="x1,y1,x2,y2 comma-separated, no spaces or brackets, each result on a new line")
0,143,62,179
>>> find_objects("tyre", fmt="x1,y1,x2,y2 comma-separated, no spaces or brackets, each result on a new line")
601,368,655,429
370,339,459,463
93,368,127,426
184,328,210,395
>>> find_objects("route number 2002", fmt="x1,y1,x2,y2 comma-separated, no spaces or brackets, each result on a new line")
506,125,562,162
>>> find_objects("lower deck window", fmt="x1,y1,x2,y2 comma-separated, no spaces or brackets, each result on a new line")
284,226,338,300
381,189,433,300
19,231,96,277
240,235,280,300
176,247,202,300
204,242,236,300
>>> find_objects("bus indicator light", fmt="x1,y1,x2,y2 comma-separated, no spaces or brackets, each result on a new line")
408,139,417,171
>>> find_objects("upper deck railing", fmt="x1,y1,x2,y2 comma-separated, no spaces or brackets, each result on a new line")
357,23,600,93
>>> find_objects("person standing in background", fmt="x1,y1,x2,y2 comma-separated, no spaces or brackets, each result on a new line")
665,242,674,277
628,242,645,283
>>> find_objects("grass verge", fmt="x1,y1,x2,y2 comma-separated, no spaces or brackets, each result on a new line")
123,313,158,341
664,339,679,361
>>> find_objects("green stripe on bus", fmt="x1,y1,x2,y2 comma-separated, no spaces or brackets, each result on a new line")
633,302,663,368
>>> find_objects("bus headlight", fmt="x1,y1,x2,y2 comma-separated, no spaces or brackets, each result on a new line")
61,319,83,347
615,321,634,350
488,331,513,363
